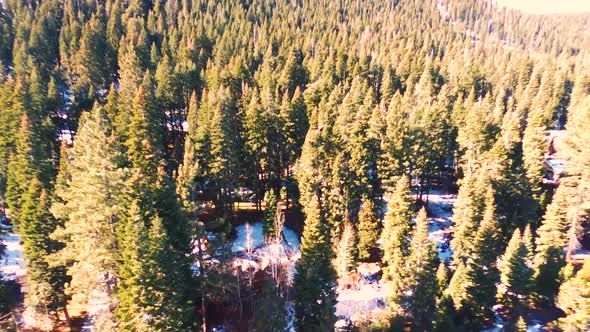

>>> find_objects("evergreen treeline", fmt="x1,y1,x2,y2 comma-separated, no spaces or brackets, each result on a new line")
0,0,589,330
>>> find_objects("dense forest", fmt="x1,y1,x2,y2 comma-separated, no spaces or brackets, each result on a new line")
0,0,589,330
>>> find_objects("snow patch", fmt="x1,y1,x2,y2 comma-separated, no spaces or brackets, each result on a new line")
231,223,265,253
81,288,111,332
426,190,456,263
282,227,300,251
285,301,295,332
231,222,300,253
336,264,389,320
336,282,388,319
0,232,26,281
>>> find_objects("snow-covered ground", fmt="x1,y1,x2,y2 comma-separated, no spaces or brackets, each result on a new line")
546,158,565,175
426,189,456,263
0,224,26,281
481,306,544,332
335,189,457,321
336,264,389,320
231,223,266,253
81,288,112,332
336,281,388,319
283,227,300,252
231,222,301,253
229,222,300,331
285,301,295,332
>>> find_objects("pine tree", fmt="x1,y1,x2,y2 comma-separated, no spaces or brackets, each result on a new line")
71,14,110,100
499,230,534,307
433,294,458,332
522,122,547,207
513,315,527,332
522,224,535,265
404,208,439,331
334,221,358,279
104,84,122,138
176,91,200,209
6,113,46,225
145,215,191,330
565,91,590,264
449,189,500,326
264,189,278,237
252,280,286,332
451,169,486,265
356,196,380,261
536,184,572,255
447,261,472,310
55,141,71,200
116,41,146,138
436,263,450,298
557,258,590,332
294,194,337,331
116,197,189,332
379,93,411,191
534,182,572,301
29,66,48,120
152,169,196,327
115,200,150,331
125,73,164,172
20,178,68,328
50,106,125,323
296,106,325,211
382,175,414,304
208,86,239,215
280,87,308,168
0,77,32,183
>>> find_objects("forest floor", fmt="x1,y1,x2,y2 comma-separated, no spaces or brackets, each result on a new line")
335,188,456,324
0,221,26,330
0,230,26,283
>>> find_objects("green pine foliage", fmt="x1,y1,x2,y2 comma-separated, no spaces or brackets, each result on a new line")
294,195,337,331
264,189,278,237
436,263,450,298
404,208,439,331
381,175,414,304
334,221,358,279
6,113,46,225
50,106,125,317
20,178,68,328
1,0,590,329
448,189,500,327
451,169,487,266
499,229,535,308
252,280,287,332
356,196,380,261
513,315,527,332
557,259,590,331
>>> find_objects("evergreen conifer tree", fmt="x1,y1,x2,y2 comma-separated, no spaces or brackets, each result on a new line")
50,106,125,326
335,221,358,279
294,194,337,331
20,178,68,328
382,175,414,305
6,113,46,225
514,316,527,332
449,189,500,326
357,196,380,261
436,263,450,298
557,258,590,331
499,230,534,307
451,170,486,265
534,183,572,300
405,208,439,331
264,190,278,237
